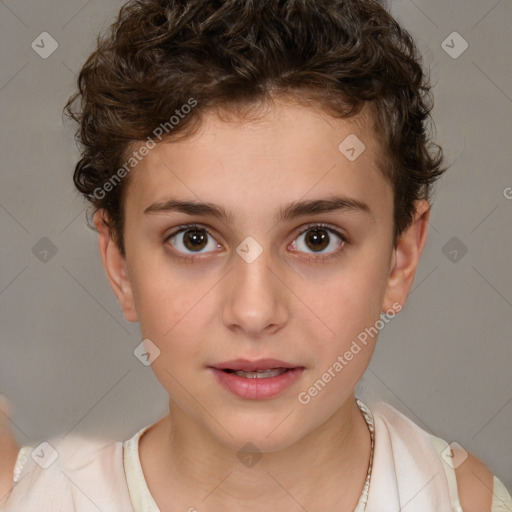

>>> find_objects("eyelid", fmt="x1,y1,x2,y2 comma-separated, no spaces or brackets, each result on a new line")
290,222,347,262
164,222,223,255
295,222,348,242
164,222,219,242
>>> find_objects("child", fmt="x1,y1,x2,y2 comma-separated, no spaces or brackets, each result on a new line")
1,0,511,510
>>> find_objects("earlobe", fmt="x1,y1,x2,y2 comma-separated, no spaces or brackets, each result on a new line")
382,200,431,312
93,210,138,323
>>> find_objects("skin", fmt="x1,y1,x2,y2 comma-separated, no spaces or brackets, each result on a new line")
456,453,494,512
96,97,430,511
0,398,19,508
0,97,494,511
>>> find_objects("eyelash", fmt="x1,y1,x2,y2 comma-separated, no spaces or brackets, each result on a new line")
164,222,348,263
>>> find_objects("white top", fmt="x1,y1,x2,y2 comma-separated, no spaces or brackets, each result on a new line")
3,401,511,512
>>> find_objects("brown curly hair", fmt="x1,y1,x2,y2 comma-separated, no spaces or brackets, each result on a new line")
64,0,446,255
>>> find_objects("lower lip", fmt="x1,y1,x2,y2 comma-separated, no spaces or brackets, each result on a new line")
209,368,305,400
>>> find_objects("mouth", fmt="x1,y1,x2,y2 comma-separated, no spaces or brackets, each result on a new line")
208,359,305,399
211,358,302,374
221,367,294,379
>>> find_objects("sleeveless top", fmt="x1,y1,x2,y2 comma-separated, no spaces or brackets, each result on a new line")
4,401,511,512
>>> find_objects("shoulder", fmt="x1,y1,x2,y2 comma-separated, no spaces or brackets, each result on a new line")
0,400,20,507
368,401,506,511
0,443,18,507
455,451,494,512
2,435,133,511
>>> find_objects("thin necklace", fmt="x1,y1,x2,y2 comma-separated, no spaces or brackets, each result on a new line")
354,398,375,511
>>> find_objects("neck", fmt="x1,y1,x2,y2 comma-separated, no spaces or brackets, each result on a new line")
140,396,371,511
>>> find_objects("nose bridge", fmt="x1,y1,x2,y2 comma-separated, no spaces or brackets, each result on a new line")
222,238,288,335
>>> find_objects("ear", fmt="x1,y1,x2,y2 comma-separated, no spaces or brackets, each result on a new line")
382,200,430,312
93,210,138,323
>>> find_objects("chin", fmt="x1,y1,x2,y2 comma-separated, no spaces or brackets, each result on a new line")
208,413,308,454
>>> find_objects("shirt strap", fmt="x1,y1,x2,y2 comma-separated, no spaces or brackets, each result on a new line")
428,434,464,512
123,425,160,512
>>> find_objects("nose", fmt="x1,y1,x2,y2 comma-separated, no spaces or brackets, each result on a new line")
222,244,289,337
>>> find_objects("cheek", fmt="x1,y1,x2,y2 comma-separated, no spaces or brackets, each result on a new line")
309,258,388,341
132,270,209,394
128,254,208,344
136,286,209,349
297,274,383,408
128,261,225,392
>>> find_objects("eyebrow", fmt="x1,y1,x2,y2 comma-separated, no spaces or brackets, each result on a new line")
144,195,375,224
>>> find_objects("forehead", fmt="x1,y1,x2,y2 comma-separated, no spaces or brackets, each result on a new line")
123,99,392,225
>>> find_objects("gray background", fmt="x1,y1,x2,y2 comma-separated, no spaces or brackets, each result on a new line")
1,0,511,490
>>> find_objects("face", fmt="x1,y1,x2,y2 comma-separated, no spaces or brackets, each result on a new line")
97,98,428,452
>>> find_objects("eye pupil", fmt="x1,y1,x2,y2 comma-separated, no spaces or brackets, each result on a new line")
305,229,329,251
184,229,208,251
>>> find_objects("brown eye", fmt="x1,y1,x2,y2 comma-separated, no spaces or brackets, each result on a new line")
182,228,208,251
167,225,220,255
291,224,345,258
304,228,330,252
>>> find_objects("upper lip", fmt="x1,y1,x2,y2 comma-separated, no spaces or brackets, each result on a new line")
210,359,301,371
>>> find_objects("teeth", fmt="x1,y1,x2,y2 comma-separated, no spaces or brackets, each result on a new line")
233,368,288,378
